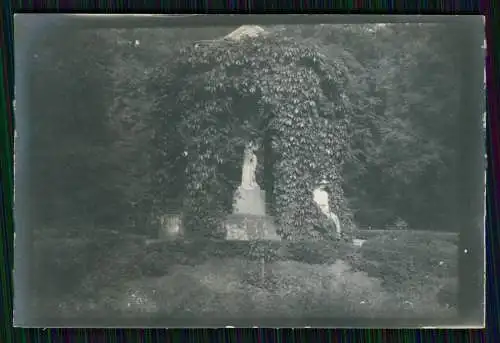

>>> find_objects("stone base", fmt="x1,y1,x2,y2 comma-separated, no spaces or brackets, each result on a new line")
233,187,266,216
225,214,281,241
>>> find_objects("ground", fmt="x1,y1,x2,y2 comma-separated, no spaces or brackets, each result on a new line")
32,228,458,322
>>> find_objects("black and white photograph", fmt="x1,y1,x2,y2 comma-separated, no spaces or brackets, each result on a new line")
13,15,485,327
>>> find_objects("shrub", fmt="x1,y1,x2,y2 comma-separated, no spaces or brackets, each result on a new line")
95,258,263,317
356,230,458,295
33,232,148,302
391,217,409,230
36,254,457,319
140,238,288,274
436,277,459,308
77,237,148,297
32,237,96,298
282,239,355,264
88,258,406,318
33,229,459,319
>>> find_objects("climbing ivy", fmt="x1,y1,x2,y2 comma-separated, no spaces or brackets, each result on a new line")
150,29,367,239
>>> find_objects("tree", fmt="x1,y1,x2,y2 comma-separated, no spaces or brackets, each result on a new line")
99,26,239,234
27,27,129,232
297,24,463,231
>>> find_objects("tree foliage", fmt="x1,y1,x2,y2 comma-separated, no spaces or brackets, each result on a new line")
290,24,463,230
26,28,128,230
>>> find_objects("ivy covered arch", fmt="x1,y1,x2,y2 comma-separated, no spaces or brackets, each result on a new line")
151,27,366,240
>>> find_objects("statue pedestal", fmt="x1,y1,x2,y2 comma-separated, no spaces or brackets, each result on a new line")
233,186,266,216
225,186,281,241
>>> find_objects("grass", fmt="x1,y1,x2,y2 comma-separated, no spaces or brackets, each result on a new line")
31,228,458,320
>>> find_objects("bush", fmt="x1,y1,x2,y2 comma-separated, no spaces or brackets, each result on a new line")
78,238,147,296
139,238,288,275
354,230,458,307
32,233,148,300
94,258,264,317
86,258,393,318
282,239,355,264
391,217,409,230
92,257,457,319
33,234,288,305
32,230,459,319
261,259,394,317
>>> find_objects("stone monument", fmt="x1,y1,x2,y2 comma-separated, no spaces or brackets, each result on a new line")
158,212,183,240
313,180,342,235
225,142,281,241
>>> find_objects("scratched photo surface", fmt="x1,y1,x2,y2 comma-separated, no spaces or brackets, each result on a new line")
13,16,485,328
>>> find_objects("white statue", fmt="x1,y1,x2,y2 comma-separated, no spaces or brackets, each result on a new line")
313,180,342,235
241,142,259,190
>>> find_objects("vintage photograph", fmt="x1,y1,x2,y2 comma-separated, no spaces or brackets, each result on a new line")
14,16,485,327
